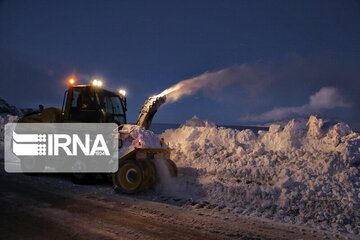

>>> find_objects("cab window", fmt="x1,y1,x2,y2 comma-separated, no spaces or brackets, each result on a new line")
69,87,99,122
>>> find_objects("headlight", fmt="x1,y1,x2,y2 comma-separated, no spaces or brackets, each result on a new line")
118,89,127,97
92,79,103,87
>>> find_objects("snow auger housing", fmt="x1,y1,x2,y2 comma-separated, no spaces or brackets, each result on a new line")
136,96,166,130
18,80,176,193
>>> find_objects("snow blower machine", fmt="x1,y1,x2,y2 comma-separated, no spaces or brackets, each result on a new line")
18,78,177,193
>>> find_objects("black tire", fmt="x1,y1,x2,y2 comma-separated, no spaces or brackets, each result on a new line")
20,157,46,174
101,173,112,182
70,159,95,185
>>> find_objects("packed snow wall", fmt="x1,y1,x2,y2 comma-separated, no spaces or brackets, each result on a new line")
161,116,360,234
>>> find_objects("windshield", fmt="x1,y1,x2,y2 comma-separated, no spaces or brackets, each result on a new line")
103,94,126,124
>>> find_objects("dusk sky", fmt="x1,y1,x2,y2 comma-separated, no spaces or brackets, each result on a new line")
1,0,359,128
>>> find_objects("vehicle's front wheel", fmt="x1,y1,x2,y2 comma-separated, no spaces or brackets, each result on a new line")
112,159,144,194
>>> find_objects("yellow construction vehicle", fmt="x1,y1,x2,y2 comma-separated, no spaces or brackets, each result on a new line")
19,78,177,193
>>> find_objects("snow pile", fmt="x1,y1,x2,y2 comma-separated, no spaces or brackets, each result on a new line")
161,116,360,234
260,117,342,128
181,115,216,127
119,124,168,157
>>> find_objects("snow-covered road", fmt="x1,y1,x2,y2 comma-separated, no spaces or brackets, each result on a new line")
0,162,342,240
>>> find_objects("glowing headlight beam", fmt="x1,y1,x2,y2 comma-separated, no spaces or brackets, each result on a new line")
92,79,103,87
118,89,127,97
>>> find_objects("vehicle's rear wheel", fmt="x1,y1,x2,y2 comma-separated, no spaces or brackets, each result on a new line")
20,157,45,174
71,160,95,185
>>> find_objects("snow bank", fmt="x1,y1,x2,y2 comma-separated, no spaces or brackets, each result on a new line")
161,116,360,234
119,124,168,157
181,115,216,127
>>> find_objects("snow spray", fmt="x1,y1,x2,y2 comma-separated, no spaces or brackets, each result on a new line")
153,65,248,103
153,158,204,199
153,158,180,196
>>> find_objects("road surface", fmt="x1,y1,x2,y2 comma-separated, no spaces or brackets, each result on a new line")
0,162,349,240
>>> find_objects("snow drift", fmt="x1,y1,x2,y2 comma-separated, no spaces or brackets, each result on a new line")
161,116,360,234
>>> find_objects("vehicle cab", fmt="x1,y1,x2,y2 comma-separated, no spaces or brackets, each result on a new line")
62,79,127,125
